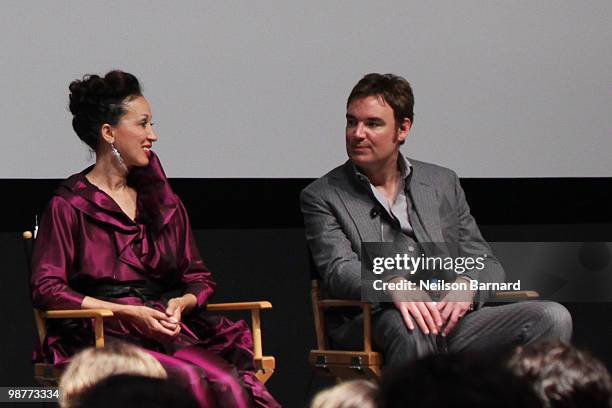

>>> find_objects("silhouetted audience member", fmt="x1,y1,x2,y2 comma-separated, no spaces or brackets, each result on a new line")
59,342,167,407
310,379,377,408
509,341,612,408
75,374,199,408
377,353,541,408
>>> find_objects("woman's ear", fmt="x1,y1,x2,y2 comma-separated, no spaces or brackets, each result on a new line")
100,123,114,144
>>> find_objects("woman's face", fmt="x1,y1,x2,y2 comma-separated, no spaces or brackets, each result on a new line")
111,96,158,167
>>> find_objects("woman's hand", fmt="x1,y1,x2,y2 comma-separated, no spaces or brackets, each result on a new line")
119,304,181,340
81,294,197,341
165,294,198,324
165,298,184,326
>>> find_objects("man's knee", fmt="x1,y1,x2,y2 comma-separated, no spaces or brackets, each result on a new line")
374,309,436,368
528,301,573,343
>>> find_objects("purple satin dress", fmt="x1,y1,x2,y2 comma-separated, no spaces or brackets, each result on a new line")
30,152,280,408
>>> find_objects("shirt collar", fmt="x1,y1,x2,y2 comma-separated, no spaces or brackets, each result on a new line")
398,154,412,179
351,154,413,184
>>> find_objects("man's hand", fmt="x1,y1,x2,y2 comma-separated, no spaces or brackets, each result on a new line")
436,277,476,336
436,301,472,336
389,278,442,334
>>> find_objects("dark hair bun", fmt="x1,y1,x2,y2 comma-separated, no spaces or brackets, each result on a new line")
69,70,142,150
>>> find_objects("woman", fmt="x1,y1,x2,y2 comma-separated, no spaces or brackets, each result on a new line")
31,70,280,407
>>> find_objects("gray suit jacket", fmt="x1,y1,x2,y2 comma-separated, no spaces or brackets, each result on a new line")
300,158,505,306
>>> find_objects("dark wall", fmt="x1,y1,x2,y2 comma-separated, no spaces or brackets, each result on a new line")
4,177,612,232
1,178,611,407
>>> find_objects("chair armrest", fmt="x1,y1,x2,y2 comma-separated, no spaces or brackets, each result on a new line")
44,309,114,319
205,301,273,360
318,299,368,308
35,308,113,349
206,301,272,311
491,290,539,301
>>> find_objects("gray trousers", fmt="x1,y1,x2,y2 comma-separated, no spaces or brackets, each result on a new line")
329,301,572,369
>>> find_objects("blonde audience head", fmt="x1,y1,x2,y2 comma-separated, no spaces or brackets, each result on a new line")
311,380,378,408
59,341,166,408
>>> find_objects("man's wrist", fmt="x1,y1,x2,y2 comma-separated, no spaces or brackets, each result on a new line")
456,276,477,308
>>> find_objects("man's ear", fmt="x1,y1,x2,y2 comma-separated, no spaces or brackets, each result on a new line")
100,123,114,144
397,118,412,143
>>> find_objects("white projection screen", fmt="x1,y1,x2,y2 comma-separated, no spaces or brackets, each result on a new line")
1,1,611,178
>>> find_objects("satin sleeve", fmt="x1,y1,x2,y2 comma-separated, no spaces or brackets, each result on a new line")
174,200,216,307
30,196,85,310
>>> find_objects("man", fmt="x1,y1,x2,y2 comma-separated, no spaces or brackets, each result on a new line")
300,73,572,368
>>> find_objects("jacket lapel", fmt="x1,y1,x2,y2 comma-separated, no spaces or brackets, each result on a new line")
334,187,382,243
332,159,446,245
408,179,445,243
331,163,382,243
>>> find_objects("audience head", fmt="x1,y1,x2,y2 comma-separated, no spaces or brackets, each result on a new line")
69,70,142,151
310,379,378,408
74,374,199,408
347,73,414,129
508,341,612,408
59,342,166,408
377,353,541,408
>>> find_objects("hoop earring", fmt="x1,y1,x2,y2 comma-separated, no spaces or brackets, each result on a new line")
110,143,128,172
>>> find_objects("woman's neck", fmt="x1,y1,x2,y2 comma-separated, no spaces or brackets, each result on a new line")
86,154,129,192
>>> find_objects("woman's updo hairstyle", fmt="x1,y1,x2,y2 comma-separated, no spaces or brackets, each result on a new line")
69,70,142,150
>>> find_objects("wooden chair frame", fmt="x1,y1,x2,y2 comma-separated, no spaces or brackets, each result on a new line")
309,280,382,380
25,231,275,385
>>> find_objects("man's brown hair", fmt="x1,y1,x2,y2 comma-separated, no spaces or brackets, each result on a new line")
347,73,415,128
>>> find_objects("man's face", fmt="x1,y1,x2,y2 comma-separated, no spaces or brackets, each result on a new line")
345,95,410,171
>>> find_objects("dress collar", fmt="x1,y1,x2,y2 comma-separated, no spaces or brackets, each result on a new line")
55,151,178,231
